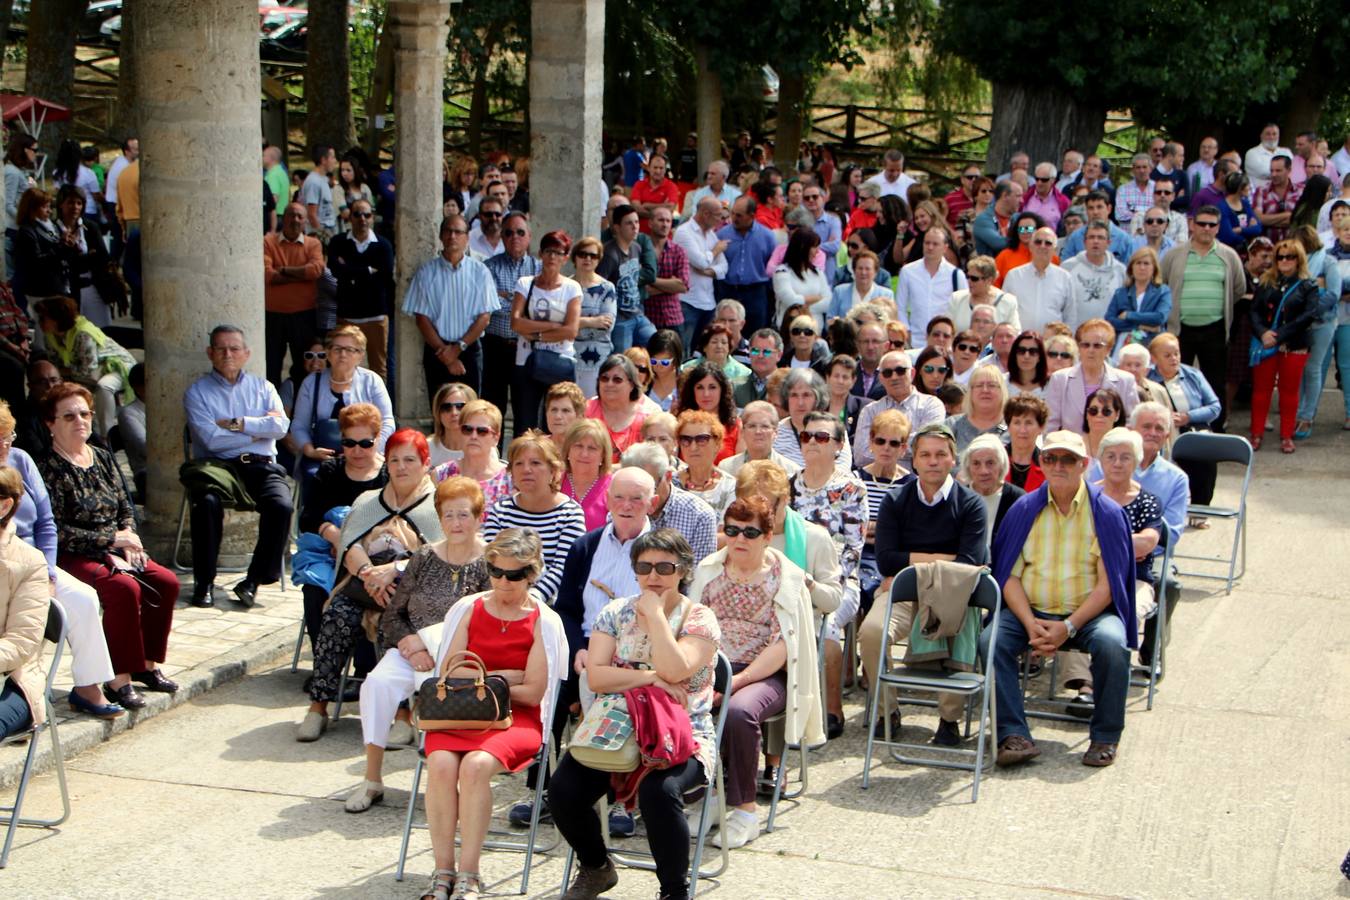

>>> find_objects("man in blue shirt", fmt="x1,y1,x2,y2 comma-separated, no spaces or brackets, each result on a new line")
1060,192,1135,264
621,136,648,188
715,196,777,334
802,184,842,283
182,325,294,608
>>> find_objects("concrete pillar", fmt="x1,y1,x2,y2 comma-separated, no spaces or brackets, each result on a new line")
389,0,451,422
134,0,263,553
528,0,605,244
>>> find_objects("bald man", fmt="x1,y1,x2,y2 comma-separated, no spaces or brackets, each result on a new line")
1002,227,1075,336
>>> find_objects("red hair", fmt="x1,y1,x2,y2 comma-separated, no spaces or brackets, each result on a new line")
385,427,430,465
723,496,774,536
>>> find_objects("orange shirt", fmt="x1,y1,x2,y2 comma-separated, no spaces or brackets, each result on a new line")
994,245,1059,288
115,160,140,226
263,232,324,312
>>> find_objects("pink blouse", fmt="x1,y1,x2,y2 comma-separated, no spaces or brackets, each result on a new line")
562,471,613,531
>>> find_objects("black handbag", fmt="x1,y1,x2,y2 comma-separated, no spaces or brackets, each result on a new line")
520,279,576,384
414,649,513,732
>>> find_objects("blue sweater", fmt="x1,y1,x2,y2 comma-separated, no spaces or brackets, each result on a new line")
990,482,1138,648
10,447,57,578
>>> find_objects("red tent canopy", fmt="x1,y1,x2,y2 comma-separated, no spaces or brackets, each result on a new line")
0,95,72,123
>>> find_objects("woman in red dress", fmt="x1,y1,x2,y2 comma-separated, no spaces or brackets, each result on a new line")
422,528,566,900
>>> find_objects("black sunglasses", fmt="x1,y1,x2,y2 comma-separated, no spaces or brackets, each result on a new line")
486,562,532,581
460,424,495,437
723,524,765,539
879,366,910,378
955,342,982,354
502,228,527,237
1015,345,1040,356
1144,217,1168,225
1276,253,1297,261
871,435,904,448
341,437,376,449
798,430,835,445
678,433,715,446
790,327,815,337
1046,350,1073,359
633,561,679,576
439,401,466,413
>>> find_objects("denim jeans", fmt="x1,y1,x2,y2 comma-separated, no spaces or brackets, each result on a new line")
611,312,656,353
980,607,1130,745
677,303,715,355
0,678,32,739
1295,314,1337,422
1330,323,1350,418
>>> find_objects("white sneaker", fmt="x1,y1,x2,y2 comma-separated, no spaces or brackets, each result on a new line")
711,809,758,849
687,789,722,833
344,780,384,813
386,719,416,748
296,710,328,742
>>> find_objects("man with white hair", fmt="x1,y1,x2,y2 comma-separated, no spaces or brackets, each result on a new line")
961,433,1026,551
1021,162,1070,232
1057,149,1084,192
619,442,716,561
1002,227,1075,335
1124,402,1189,541
683,158,741,216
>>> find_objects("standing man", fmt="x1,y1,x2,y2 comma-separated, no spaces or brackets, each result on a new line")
867,148,915,199
182,325,294,609
644,207,690,340
622,135,648,188
262,202,324,387
1244,123,1290,190
482,212,540,429
943,163,983,228
674,196,729,350
402,215,496,398
802,184,842,283
1151,142,1188,211
630,154,681,234
852,321,889,400
714,299,750,361
263,145,290,217
1067,154,1115,201
103,136,137,257
1021,162,1070,232
896,229,967,347
1116,154,1155,228
598,204,655,352
300,144,337,242
1160,206,1246,431
469,196,505,260
327,198,395,381
1060,191,1134,263
1063,222,1126,329
1128,183,1188,245
1003,227,1075,336
853,350,946,468
984,431,1136,769
1190,157,1236,216
1186,137,1219,195
715,196,778,335
732,328,783,407
973,181,1024,257
1253,154,1301,245
1131,206,1177,263
500,165,529,214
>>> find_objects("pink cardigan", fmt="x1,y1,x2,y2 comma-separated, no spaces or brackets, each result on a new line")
1043,363,1139,434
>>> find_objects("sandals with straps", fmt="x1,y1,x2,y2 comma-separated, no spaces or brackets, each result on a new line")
450,871,481,900
1081,741,1118,767
421,868,454,900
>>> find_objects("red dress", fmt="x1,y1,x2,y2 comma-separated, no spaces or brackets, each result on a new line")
424,598,543,772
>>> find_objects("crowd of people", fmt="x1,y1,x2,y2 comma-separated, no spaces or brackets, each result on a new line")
0,121,1347,900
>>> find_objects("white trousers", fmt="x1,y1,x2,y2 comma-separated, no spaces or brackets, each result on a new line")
57,568,115,686
1058,582,1156,690
359,648,436,748
95,372,124,438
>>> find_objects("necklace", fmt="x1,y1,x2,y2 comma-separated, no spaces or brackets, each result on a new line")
54,442,92,468
681,467,717,492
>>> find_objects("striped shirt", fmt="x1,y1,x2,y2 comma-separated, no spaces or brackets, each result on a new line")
482,494,586,605
855,469,915,550
401,253,497,342
1179,249,1227,327
650,486,718,562
1012,480,1100,616
484,252,542,339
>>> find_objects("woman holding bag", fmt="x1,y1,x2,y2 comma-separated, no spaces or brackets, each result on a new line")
510,229,582,433
1248,240,1321,453
421,528,567,900
551,529,721,900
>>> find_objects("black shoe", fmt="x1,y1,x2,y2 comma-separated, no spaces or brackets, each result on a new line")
232,579,258,608
341,679,363,703
1066,691,1094,720
826,713,844,740
872,708,902,739
189,586,215,608
133,668,180,693
932,719,961,747
104,682,147,709
755,765,778,798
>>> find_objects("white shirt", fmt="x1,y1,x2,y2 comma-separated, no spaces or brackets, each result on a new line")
469,230,504,260
1244,144,1291,190
916,474,955,507
1127,208,1189,245
673,218,728,311
105,154,131,204
1317,195,1350,232
1333,146,1350,184
772,264,831,332
1002,262,1075,336
895,258,968,347
866,170,916,199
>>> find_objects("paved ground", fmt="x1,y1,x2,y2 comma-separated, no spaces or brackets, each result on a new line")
2,401,1349,899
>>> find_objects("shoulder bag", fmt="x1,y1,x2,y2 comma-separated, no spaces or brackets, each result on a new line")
521,278,576,385
309,371,344,452
414,649,513,732
1248,281,1299,367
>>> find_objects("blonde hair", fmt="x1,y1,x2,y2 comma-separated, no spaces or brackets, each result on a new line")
641,411,678,438
326,323,367,351
1045,334,1078,361
0,400,14,435
1126,246,1163,286
561,418,613,475
1260,240,1310,286
431,383,478,445
963,364,1010,417
458,398,502,434
545,382,586,417
435,474,486,520
734,459,791,503
506,429,563,491
870,408,911,442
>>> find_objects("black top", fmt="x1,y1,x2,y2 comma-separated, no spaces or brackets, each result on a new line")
39,445,135,559
1120,488,1164,584
1249,276,1321,352
327,231,396,320
14,222,68,297
873,478,989,576
299,457,388,534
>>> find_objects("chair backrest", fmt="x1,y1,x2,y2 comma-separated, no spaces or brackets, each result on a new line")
42,598,67,698
1172,431,1252,467
712,651,732,698
891,565,999,614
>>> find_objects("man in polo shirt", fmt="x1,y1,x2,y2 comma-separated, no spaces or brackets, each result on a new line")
482,213,541,433
853,350,945,468
897,229,967,347
943,163,983,228
645,206,690,339
402,214,496,399
299,144,337,241
1160,205,1245,431
630,154,681,234
715,196,777,335
862,423,988,746
262,202,324,387
1003,227,1075,336
984,430,1136,769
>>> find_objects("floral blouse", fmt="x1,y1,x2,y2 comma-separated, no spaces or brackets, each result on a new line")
380,546,490,649
593,596,721,776
790,469,867,582
701,558,782,665
432,459,512,521
39,446,136,559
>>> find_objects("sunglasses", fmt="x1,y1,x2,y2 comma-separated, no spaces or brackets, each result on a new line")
351,211,373,218
955,342,981,354
921,364,950,375
1276,253,1297,261
460,424,495,437
636,366,651,375
1034,176,1053,183
967,274,987,282
1015,345,1040,356
440,401,466,412
1032,238,1056,247
790,327,815,337
59,410,94,422
1017,225,1036,234
1040,452,1081,467
633,561,679,576
747,348,775,358
961,173,978,180
303,351,327,361
846,243,865,251
649,358,674,368
678,433,715,446
723,524,766,539
486,562,532,581
599,374,630,385
341,437,376,448
1047,350,1073,359
1078,340,1109,350
1194,220,1219,229
1144,217,1168,225
478,211,502,218
1085,406,1116,417
574,250,600,260
872,435,905,448
503,229,528,237
798,430,836,445
889,340,907,349
879,366,910,378
1153,189,1174,196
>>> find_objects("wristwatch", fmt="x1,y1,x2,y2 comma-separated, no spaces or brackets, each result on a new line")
1063,619,1078,640
229,417,242,432
455,340,468,352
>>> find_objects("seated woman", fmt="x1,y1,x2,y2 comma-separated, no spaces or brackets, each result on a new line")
772,368,852,470
296,403,388,661
914,345,954,397
674,360,740,463
346,476,491,814
560,418,614,531
551,529,721,900
640,411,679,462
679,322,750,382
0,400,119,718
428,383,478,467
673,410,737,518
585,355,648,463
1044,318,1137,433
1007,331,1050,399
1082,387,1127,458
945,364,1009,454
718,401,800,479
421,528,567,900
433,399,512,516
623,346,663,414
39,383,179,710
0,464,50,740
296,428,439,742
1044,333,1078,377
544,382,585,451
1004,394,1049,491
853,409,915,617
35,295,136,439
688,498,823,851
949,329,985,384
783,315,831,373
645,329,683,413
1147,331,1221,506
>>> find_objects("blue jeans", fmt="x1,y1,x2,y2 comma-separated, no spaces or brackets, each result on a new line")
1330,323,1350,418
611,312,656,353
1296,315,1337,422
980,607,1130,745
0,678,32,739
677,303,714,354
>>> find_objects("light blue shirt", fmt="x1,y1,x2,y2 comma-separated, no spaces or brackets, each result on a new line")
1061,221,1134,264
715,221,777,286
288,367,395,451
813,212,843,283
185,369,290,459
828,281,895,321
10,448,57,578
401,253,497,342
1131,234,1175,263
581,521,650,637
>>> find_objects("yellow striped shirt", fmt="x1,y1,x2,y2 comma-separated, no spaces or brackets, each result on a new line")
1013,481,1100,615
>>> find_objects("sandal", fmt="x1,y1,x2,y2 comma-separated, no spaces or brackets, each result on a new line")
344,780,384,813
450,871,481,900
1249,434,1262,452
1081,741,1118,767
1186,516,1211,531
421,868,454,900
1281,438,1295,454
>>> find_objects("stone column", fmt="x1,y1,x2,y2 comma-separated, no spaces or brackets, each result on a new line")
529,0,605,244
134,0,263,554
389,0,451,422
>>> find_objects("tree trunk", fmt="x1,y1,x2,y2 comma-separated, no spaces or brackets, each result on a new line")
1280,67,1327,137
25,0,87,155
986,80,1105,174
363,21,395,159
111,7,139,143
695,45,722,176
0,1,14,79
305,0,355,152
466,23,502,158
774,71,808,175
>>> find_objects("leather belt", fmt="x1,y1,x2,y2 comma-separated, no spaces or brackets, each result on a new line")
233,454,274,464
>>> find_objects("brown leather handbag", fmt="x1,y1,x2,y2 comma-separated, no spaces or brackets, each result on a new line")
414,649,513,732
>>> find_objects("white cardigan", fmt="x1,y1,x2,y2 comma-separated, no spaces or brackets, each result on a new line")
772,264,832,332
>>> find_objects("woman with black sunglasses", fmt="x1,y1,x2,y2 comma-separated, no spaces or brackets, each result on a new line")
1007,331,1049,398
429,383,478,467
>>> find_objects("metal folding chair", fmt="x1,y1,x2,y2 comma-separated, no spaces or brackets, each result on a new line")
1171,432,1252,594
761,617,827,833
1130,523,1178,711
560,653,734,898
861,567,1001,803
0,599,72,868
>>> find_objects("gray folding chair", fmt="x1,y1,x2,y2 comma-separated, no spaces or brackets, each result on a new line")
1170,432,1252,594
861,567,1001,803
560,653,734,898
0,599,72,868
1130,523,1178,711
762,616,827,833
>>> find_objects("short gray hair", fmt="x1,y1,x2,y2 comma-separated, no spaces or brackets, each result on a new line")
802,410,844,442
209,324,247,347
1129,400,1170,428
630,528,695,578
715,298,745,321
1098,426,1143,462
1117,343,1151,365
785,206,814,229
749,327,783,352
779,367,828,410
707,159,730,177
741,400,779,427
621,441,673,480
484,528,545,582
961,433,1010,481
857,181,881,199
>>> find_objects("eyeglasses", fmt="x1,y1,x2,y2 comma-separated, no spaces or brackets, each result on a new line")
1078,340,1109,350
1276,253,1297,261
790,327,815,337
1015,345,1040,356
955,342,982,354
1046,350,1073,359
0,434,12,448
1144,217,1168,225
633,561,679,576
460,424,495,437
798,430,836,445
486,562,532,581
329,345,362,355
872,435,905,448
1153,189,1174,195
351,211,374,218
440,401,466,413
1085,406,1116,418
1193,220,1219,229
212,345,247,355
542,248,567,257
651,357,674,367
747,348,775,358
599,374,630,385
59,410,94,422
1040,452,1081,467
503,229,528,237
846,242,864,251
678,433,715,446
303,351,327,361
723,524,766,539
445,227,469,236
341,437,376,448
1017,225,1036,234
879,366,910,378
1032,238,1056,247
574,251,600,260
921,364,950,375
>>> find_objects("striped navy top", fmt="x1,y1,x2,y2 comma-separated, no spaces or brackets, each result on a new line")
482,494,587,605
854,468,915,554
